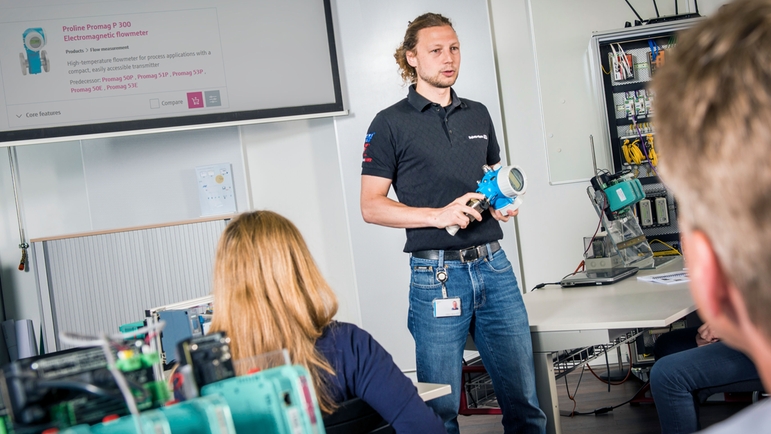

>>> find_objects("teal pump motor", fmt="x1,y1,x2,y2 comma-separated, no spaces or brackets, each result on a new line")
604,177,645,212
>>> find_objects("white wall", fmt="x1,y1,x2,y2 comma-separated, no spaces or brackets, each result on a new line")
331,0,524,369
0,0,729,369
240,119,360,326
488,0,727,291
0,128,248,359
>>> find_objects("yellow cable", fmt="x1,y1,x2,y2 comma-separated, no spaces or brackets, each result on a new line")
646,134,658,166
601,63,611,75
629,140,644,165
653,250,680,256
622,139,633,164
167,362,180,387
650,239,682,255
622,141,643,165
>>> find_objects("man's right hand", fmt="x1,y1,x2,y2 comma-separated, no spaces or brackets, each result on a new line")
696,323,720,346
430,192,485,229
361,175,487,230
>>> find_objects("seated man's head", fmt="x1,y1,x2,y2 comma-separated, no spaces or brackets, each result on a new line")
653,0,771,379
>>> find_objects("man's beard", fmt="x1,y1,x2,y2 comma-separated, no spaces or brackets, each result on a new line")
418,70,457,88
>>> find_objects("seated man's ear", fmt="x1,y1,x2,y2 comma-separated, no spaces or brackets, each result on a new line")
685,231,743,338
685,231,728,318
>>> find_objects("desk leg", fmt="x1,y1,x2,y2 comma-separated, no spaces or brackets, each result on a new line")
533,352,561,434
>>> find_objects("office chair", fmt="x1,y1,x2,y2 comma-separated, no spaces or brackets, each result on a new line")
652,325,765,405
697,379,765,404
634,379,766,403
322,398,394,434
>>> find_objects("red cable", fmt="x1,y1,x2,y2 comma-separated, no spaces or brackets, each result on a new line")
586,343,634,386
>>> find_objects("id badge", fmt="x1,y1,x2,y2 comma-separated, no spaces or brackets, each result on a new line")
433,297,461,317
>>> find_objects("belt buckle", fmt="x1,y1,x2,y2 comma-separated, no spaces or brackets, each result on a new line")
459,246,478,263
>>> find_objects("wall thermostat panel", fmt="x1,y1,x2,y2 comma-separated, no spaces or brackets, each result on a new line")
196,163,236,217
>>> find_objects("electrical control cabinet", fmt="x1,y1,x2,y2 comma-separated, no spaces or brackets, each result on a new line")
590,20,700,255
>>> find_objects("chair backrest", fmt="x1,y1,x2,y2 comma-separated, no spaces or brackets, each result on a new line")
322,398,394,434
697,379,765,403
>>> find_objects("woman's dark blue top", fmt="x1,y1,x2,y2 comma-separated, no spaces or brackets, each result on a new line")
316,321,445,433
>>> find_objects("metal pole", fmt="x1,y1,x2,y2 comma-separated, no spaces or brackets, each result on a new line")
7,147,29,270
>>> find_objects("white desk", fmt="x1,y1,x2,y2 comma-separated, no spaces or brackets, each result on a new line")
523,257,695,434
416,382,452,402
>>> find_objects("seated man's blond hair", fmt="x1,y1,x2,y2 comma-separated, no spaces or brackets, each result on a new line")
654,0,771,345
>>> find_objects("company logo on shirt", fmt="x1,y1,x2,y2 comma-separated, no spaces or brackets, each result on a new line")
468,134,488,140
362,132,375,163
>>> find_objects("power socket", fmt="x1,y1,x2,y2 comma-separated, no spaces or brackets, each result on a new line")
655,197,669,225
639,199,653,227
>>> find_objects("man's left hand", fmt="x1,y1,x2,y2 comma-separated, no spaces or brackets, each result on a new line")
491,207,519,222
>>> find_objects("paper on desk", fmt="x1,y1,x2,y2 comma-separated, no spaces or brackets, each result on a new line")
637,270,690,285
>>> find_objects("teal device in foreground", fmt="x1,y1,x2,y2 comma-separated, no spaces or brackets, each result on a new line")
62,394,236,434
57,365,324,434
605,178,645,212
201,364,325,434
59,426,93,434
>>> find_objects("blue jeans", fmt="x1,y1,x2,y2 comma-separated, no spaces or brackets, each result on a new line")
650,329,759,434
407,247,546,434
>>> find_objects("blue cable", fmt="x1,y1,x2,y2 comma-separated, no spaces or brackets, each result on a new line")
648,40,660,62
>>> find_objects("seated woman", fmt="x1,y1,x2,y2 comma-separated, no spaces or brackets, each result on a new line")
208,210,445,433
650,322,760,434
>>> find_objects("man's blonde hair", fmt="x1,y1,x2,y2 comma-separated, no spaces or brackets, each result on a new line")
653,0,771,339
208,210,339,414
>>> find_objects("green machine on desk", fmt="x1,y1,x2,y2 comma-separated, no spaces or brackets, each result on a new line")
60,365,325,434
61,394,235,434
587,168,655,270
201,364,325,434
1,328,325,434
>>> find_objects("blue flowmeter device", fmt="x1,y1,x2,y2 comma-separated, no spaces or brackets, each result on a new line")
446,165,528,236
20,28,49,75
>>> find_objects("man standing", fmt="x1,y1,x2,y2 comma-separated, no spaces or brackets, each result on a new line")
652,0,771,431
360,12,546,434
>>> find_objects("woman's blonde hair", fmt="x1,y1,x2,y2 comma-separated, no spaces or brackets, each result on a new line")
208,210,339,413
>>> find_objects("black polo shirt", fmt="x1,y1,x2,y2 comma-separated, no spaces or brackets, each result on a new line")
361,85,504,252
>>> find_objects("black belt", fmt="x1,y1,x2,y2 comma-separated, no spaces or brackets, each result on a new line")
411,241,501,263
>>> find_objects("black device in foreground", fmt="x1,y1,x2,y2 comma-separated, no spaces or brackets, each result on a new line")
0,345,162,433
176,331,236,393
560,267,639,287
